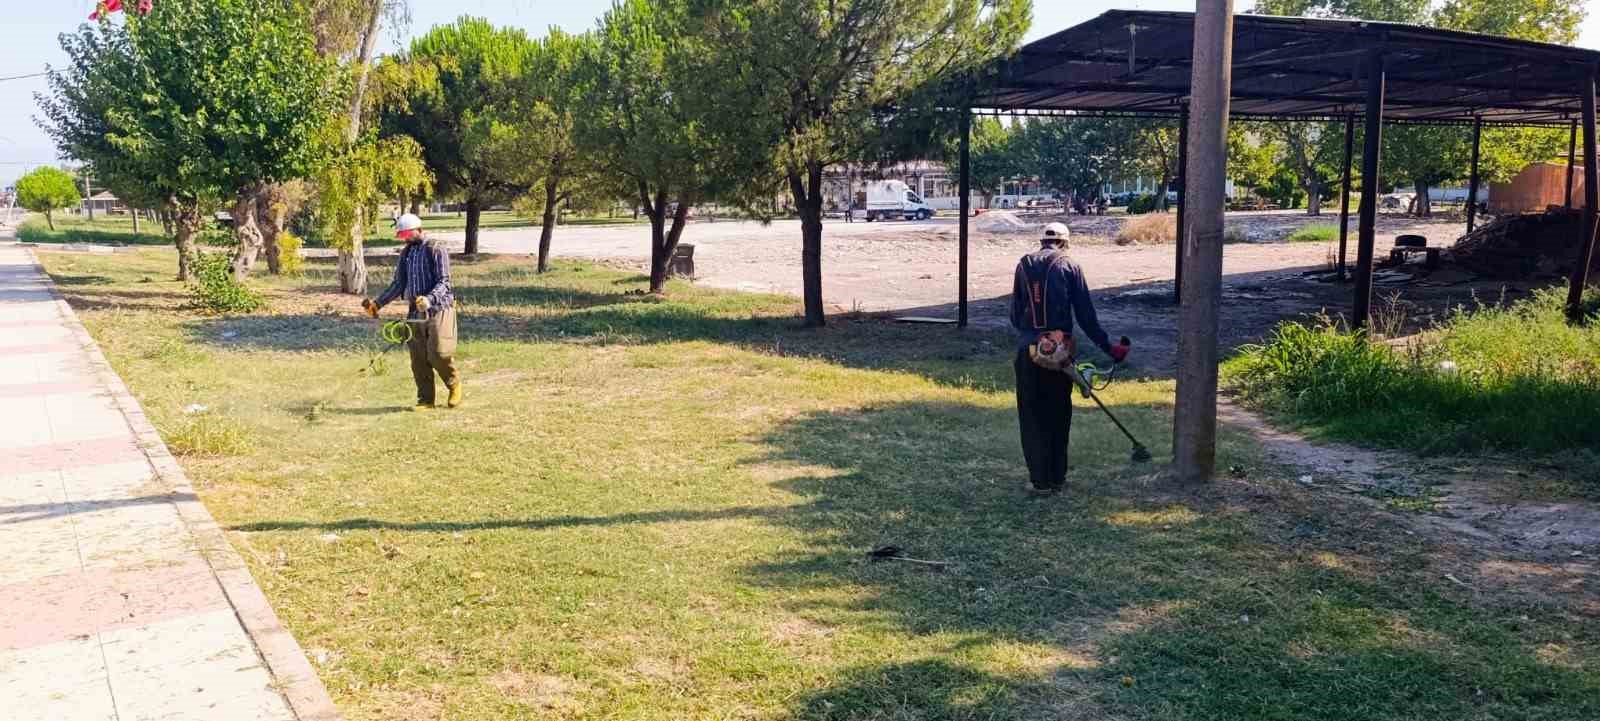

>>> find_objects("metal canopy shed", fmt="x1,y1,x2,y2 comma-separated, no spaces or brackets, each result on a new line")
952,10,1600,328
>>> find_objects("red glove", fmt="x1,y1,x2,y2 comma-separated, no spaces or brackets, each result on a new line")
1110,343,1130,363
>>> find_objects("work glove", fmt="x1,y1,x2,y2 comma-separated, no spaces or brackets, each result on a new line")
1109,336,1132,363
413,296,431,314
361,298,378,319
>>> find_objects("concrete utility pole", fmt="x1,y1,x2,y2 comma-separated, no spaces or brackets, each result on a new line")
1172,0,1234,484
84,174,94,221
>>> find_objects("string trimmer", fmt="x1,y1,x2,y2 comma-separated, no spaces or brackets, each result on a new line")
1070,336,1152,463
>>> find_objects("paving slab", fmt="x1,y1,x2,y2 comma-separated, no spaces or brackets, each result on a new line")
0,242,340,721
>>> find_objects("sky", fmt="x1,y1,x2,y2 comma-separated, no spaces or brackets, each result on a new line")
4,0,1599,186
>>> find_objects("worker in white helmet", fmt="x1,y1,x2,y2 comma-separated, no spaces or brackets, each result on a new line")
362,213,462,410
1010,222,1128,494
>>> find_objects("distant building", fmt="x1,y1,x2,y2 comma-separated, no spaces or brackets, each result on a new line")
83,191,125,215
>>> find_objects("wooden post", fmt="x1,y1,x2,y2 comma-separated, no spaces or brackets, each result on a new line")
1352,51,1386,330
1172,0,1234,485
1567,120,1579,210
1337,115,1355,279
1466,118,1483,233
1175,105,1190,300
1569,71,1599,322
958,110,971,328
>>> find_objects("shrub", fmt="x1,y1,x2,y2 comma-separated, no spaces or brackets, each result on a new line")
1126,194,1160,215
162,412,255,457
1116,214,1175,245
188,252,266,314
277,232,305,276
1286,224,1338,243
1224,288,1600,456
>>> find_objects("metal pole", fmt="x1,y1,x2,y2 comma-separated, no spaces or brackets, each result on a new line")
1352,51,1386,330
1337,115,1355,279
1567,120,1579,210
1569,71,1599,322
1175,105,1190,301
1466,118,1483,233
958,110,971,328
1172,0,1234,485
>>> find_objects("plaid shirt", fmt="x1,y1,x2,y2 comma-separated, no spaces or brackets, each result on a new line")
376,240,453,319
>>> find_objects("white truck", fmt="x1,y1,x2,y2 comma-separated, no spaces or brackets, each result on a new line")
864,180,934,221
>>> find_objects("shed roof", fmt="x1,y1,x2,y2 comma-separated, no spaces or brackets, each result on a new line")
973,10,1600,126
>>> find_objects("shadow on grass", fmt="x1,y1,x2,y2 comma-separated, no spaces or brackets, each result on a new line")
231,505,789,534
19,228,172,246
742,401,1598,720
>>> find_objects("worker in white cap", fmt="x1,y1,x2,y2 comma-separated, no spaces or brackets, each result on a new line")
362,213,462,410
1010,221,1128,494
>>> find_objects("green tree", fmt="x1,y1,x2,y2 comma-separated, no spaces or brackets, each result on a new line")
1251,0,1429,21
520,30,602,273
377,17,535,256
696,0,1031,325
13,167,80,231
573,0,745,294
966,117,1021,208
1228,125,1282,199
1266,121,1345,215
1015,116,1134,203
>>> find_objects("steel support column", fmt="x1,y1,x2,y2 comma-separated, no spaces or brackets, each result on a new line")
1566,120,1578,209
1337,115,1355,279
1352,51,1386,329
1569,72,1599,322
1175,105,1190,300
1466,118,1483,233
958,110,971,328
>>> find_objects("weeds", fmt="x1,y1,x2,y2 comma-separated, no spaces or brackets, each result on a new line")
1286,224,1339,243
161,411,255,456
1116,213,1175,245
1225,288,1600,456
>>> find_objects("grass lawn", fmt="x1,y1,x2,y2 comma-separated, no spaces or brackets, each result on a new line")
38,247,1600,720
16,214,176,246
1285,224,1339,243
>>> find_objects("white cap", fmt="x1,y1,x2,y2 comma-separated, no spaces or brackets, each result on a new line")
394,213,423,234
1043,222,1070,240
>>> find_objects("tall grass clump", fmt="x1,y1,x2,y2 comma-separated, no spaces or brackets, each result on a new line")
1224,288,1600,455
1116,213,1176,245
1286,224,1338,243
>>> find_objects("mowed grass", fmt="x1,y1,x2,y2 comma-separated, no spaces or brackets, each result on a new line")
39,248,1600,721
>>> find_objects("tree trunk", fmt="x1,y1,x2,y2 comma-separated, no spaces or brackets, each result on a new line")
84,176,94,221
408,198,421,215
46,210,55,231
335,0,384,295
464,198,481,255
537,175,560,273
647,196,669,294
338,220,368,294
131,209,141,235
257,190,285,275
229,192,265,281
1415,181,1431,217
172,203,201,282
1157,178,1171,212
791,163,826,327
1307,177,1323,216
161,210,173,237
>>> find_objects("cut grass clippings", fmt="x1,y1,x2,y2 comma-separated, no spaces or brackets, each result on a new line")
38,247,1600,721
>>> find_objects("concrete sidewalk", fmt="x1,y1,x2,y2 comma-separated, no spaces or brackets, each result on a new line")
0,242,339,720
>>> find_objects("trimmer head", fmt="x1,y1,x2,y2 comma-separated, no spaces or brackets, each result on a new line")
1130,444,1153,463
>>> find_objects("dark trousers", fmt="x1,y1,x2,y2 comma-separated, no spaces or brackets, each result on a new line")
1014,349,1074,488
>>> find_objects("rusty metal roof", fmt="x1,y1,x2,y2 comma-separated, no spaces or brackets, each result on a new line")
972,10,1600,125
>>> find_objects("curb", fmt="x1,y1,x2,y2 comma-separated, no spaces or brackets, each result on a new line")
24,246,343,721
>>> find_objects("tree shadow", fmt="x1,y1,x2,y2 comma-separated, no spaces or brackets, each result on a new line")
745,399,1598,719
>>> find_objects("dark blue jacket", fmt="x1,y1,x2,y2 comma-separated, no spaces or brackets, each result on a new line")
1010,247,1111,354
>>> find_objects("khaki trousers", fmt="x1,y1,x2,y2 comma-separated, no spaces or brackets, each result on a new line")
407,306,458,404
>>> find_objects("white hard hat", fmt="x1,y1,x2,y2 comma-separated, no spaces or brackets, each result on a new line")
394,213,423,235
1043,222,1070,240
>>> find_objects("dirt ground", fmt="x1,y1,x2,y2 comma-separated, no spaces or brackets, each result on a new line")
434,209,1513,374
